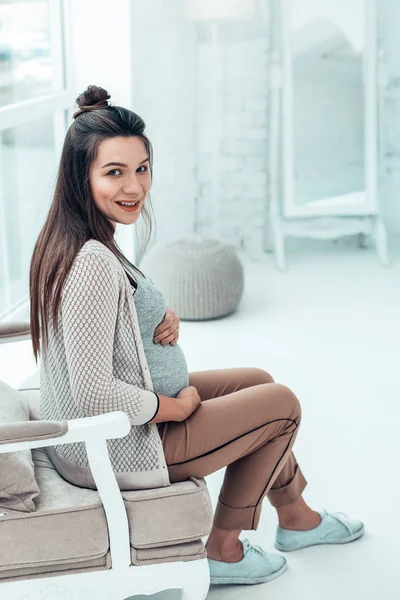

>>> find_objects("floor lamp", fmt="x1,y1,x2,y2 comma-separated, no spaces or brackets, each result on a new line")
187,0,256,240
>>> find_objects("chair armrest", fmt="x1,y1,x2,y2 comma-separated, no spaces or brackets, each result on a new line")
0,411,130,454
0,411,132,568
0,321,31,344
0,419,68,445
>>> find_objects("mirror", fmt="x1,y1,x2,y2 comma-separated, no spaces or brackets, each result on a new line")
283,0,376,215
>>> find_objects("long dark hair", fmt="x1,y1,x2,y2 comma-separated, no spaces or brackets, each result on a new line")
30,85,154,361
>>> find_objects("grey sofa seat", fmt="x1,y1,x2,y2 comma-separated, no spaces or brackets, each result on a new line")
123,477,212,549
0,375,213,583
0,448,109,580
0,555,111,583
0,326,212,598
0,545,207,583
0,441,209,581
132,540,205,567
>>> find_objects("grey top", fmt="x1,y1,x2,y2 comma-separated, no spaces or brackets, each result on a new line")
133,273,189,399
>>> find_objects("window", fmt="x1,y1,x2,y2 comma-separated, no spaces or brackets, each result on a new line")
0,115,59,314
0,0,73,319
0,0,63,107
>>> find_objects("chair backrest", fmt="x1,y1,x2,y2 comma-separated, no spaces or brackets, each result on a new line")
0,322,39,419
19,370,40,420
18,390,40,421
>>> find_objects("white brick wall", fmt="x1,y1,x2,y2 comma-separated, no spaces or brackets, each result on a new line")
196,10,271,254
378,0,400,236
125,0,400,263
130,0,198,259
128,1,271,258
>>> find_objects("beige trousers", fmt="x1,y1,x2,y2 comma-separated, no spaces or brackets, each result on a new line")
158,368,307,531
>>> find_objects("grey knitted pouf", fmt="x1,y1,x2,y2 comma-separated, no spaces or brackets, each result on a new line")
140,236,244,320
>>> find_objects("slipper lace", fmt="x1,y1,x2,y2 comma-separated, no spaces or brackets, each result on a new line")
242,538,268,559
321,508,356,539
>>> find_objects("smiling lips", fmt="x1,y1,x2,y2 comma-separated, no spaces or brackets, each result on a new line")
115,199,142,212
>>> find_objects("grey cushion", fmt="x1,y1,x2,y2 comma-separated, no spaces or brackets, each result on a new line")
0,373,212,577
0,450,210,578
0,449,109,573
123,477,213,549
18,376,214,551
0,542,206,581
132,540,206,566
140,236,244,320
0,381,40,512
0,554,111,582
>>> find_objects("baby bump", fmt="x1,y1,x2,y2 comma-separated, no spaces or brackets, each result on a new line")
143,341,189,398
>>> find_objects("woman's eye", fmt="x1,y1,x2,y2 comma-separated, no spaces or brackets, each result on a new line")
107,169,122,176
137,165,148,173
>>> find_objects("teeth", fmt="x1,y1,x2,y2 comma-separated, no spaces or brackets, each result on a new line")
118,201,138,207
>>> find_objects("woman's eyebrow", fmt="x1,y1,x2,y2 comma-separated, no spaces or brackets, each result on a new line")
101,157,150,168
101,161,128,168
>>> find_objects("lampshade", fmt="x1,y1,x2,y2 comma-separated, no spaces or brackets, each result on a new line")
187,0,256,21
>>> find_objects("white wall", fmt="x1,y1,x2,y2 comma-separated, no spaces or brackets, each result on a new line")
378,0,400,236
195,8,271,255
130,0,198,259
193,0,400,248
68,0,134,107
68,0,137,261
68,0,271,259
68,0,400,265
68,0,198,262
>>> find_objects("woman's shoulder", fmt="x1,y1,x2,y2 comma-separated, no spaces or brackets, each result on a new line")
78,239,115,259
64,240,125,289
76,240,123,271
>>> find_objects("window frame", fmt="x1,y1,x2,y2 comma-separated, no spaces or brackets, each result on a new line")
0,0,74,320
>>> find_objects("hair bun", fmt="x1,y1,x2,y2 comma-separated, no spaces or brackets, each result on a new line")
76,85,110,109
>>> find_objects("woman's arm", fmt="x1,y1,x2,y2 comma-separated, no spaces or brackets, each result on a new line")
61,253,158,425
148,394,183,424
148,387,202,424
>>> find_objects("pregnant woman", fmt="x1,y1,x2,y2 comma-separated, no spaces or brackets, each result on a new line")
29,86,364,586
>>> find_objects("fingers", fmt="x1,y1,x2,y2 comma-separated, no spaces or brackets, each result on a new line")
154,317,180,345
154,316,180,339
154,330,179,346
153,323,179,345
153,325,178,343
154,321,171,337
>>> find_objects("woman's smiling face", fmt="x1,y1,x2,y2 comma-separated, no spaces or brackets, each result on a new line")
89,136,151,227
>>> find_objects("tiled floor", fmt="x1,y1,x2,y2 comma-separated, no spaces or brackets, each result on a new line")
1,244,399,599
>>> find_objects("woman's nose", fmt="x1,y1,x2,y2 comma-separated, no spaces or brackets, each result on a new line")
123,174,142,195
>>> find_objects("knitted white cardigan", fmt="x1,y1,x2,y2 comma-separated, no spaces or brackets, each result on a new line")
40,239,170,490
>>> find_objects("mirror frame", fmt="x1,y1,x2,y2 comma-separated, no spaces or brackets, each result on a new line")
281,0,378,217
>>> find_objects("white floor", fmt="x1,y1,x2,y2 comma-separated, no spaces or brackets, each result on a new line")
1,244,399,600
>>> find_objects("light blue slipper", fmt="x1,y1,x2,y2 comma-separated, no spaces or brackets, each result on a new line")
208,538,287,585
275,508,365,552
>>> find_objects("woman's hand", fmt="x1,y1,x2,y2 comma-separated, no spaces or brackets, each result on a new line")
148,387,201,424
176,386,201,421
153,308,180,346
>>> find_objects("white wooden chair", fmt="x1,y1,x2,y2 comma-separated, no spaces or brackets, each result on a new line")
0,323,211,600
